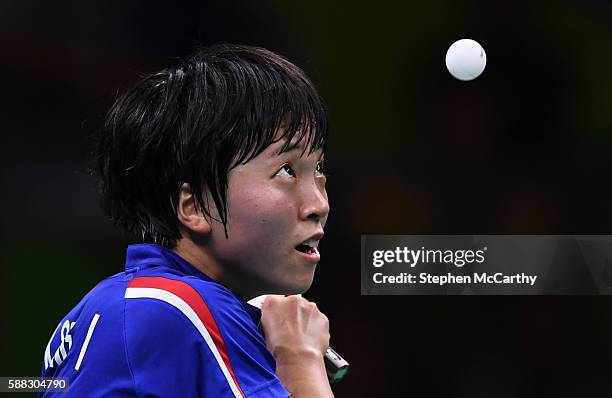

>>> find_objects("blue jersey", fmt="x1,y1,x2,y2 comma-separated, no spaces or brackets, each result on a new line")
39,244,291,397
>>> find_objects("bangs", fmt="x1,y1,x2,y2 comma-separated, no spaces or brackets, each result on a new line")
193,46,328,167
236,106,328,164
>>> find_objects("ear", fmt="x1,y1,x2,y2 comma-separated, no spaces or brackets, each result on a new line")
176,183,212,235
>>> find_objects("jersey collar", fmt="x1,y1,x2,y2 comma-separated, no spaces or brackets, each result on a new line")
125,244,262,325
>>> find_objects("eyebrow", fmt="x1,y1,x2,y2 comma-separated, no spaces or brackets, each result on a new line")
270,134,326,160
273,142,305,156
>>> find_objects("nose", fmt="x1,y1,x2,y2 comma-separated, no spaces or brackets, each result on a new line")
299,180,330,223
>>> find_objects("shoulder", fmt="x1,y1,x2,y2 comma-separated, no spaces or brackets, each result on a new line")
124,274,251,332
123,275,290,397
124,274,264,367
123,275,243,395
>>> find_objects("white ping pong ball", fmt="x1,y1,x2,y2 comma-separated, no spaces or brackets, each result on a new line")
445,39,486,81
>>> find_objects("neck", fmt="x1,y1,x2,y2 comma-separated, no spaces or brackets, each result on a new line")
172,237,261,301
172,237,223,281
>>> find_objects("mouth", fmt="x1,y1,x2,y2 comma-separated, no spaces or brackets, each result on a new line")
294,236,322,262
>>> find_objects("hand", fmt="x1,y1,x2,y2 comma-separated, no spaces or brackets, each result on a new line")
260,295,334,397
260,295,330,363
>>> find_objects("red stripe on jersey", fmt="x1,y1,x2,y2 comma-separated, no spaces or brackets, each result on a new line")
128,276,245,397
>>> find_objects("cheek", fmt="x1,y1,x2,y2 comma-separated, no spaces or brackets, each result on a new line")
225,187,296,249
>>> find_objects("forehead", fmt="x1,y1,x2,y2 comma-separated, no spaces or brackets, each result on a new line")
268,135,324,158
232,137,322,172
234,124,326,168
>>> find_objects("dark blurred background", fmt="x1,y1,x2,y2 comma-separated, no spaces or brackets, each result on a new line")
3,0,612,396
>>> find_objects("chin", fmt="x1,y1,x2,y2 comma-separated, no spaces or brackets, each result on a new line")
286,285,311,296
288,280,314,295
260,270,315,296
271,280,313,296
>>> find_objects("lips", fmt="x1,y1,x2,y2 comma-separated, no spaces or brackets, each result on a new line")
295,246,321,262
295,232,323,252
295,239,318,254
294,231,324,262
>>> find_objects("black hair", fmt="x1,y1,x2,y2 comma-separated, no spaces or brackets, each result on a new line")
95,43,328,248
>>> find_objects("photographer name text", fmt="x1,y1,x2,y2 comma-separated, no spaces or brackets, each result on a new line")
372,272,537,286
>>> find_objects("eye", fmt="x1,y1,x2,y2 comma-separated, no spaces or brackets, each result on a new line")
277,163,296,178
315,160,328,177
